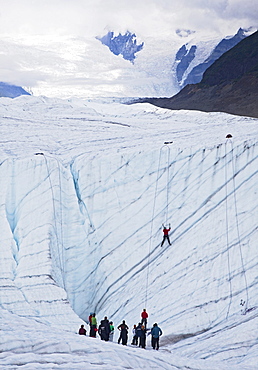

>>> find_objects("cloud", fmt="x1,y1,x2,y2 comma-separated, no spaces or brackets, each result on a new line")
0,0,257,96
0,0,257,39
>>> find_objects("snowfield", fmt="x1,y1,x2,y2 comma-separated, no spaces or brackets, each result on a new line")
0,95,257,369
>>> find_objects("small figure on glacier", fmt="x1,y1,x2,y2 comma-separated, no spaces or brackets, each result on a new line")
131,324,138,345
135,323,147,348
117,320,129,345
79,324,86,335
109,321,115,342
161,224,171,247
90,313,98,337
151,323,162,350
141,308,148,326
98,316,111,341
88,312,93,326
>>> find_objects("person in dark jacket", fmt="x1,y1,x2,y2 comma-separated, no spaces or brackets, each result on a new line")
135,323,146,348
151,323,162,350
140,325,147,348
117,320,129,345
78,324,86,335
161,224,171,246
98,316,111,341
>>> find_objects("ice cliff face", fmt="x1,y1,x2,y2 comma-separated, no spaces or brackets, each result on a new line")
1,139,257,363
0,96,257,367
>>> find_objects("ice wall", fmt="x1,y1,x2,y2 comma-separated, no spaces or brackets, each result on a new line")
70,141,257,333
0,140,257,348
0,155,84,329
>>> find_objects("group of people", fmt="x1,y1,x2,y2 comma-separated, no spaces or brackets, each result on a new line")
79,309,163,350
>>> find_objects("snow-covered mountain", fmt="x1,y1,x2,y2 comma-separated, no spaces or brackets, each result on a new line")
0,82,30,98
0,95,257,369
175,28,249,88
0,27,256,99
96,31,144,63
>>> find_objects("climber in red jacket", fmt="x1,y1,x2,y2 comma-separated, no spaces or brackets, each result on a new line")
161,224,171,246
141,309,148,326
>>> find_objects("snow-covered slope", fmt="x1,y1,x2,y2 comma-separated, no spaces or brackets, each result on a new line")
0,95,257,369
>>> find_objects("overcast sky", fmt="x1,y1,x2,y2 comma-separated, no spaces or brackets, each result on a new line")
0,0,257,38
0,0,257,97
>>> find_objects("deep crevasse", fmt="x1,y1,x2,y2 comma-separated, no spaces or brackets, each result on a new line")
0,141,257,361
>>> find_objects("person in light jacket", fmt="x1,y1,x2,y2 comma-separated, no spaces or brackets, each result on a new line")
131,324,138,345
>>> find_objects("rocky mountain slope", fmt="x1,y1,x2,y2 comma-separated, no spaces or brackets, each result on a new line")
177,28,248,88
141,30,258,118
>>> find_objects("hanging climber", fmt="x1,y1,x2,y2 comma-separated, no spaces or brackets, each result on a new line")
141,308,148,326
161,224,171,247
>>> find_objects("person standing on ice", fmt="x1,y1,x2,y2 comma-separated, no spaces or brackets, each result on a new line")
78,324,86,335
131,324,138,345
151,323,162,350
141,308,148,326
88,313,93,326
135,323,147,349
109,321,114,342
90,313,97,337
161,224,171,246
117,320,129,345
98,316,111,341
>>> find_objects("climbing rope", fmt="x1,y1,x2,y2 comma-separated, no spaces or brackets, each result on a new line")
144,144,171,308
38,153,66,289
165,146,170,225
228,139,249,312
224,141,233,319
224,135,250,317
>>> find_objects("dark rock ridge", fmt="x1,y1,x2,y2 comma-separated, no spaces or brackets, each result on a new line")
0,82,30,98
96,31,144,63
139,30,258,118
176,28,247,87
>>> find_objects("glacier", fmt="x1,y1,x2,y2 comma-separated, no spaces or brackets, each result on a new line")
0,95,257,369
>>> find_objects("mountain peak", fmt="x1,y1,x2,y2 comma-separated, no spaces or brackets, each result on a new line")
96,31,144,63
142,30,258,118
0,82,30,98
